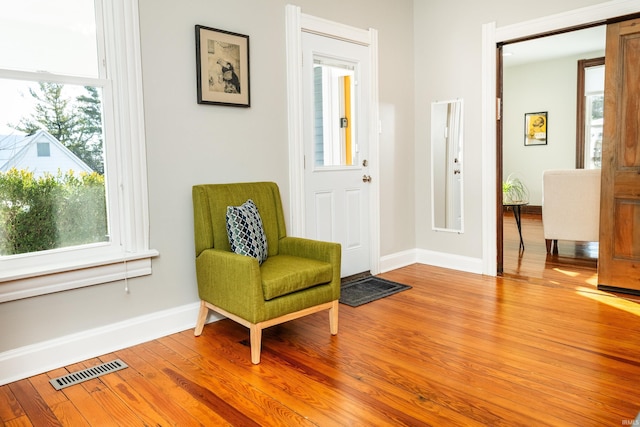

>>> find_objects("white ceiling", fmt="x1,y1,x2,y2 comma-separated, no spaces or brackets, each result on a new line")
502,25,606,67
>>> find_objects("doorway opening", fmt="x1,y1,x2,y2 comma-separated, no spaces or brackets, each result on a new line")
485,3,640,278
497,25,606,278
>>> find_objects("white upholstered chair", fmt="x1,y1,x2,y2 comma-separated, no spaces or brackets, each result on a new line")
542,169,601,254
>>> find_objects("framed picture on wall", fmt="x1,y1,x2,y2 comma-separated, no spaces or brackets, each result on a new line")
524,112,547,146
195,25,250,107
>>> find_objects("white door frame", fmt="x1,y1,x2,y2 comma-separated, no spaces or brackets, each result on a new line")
285,4,381,275
481,0,640,276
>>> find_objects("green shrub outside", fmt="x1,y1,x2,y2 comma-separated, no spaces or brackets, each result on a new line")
0,168,108,256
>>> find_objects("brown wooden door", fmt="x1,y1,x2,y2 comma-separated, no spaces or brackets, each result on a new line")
598,18,640,294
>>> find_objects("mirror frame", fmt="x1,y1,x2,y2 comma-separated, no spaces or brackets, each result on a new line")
431,99,464,233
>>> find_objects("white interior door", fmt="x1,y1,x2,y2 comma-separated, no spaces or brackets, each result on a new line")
302,31,371,277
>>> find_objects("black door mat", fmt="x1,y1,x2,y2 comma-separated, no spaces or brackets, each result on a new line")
339,276,411,307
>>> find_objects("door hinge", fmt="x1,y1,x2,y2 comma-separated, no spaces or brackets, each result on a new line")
496,97,502,120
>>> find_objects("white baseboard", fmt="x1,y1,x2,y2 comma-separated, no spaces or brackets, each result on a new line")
380,248,483,275
416,248,483,274
0,301,223,386
379,249,417,273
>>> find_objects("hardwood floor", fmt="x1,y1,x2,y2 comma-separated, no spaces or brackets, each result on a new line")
503,211,640,304
2,217,640,426
502,210,599,282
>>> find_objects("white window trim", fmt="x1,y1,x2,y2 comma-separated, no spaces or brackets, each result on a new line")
0,0,158,303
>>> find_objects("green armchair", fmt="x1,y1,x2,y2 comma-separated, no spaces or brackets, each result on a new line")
192,182,341,364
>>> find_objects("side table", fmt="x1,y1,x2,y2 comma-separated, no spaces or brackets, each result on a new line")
504,202,528,251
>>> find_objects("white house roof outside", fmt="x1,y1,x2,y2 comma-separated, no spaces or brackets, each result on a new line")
0,130,93,178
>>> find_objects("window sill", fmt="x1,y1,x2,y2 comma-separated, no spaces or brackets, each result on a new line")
0,249,159,303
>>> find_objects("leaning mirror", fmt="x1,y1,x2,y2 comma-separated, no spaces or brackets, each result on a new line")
431,99,464,232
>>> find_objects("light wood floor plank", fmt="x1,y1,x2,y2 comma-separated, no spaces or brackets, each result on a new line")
118,345,230,425
7,379,60,426
49,400,89,427
3,415,34,427
0,384,25,424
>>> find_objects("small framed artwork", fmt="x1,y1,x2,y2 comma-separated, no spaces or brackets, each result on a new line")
524,111,547,146
195,25,250,107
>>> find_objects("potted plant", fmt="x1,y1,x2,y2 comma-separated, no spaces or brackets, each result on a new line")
502,173,529,204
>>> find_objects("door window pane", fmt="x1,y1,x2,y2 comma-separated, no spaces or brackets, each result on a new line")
313,58,357,167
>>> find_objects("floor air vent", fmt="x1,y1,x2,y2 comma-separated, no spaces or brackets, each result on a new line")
49,359,128,390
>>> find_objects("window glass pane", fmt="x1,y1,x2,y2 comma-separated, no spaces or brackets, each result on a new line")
313,58,357,167
0,0,98,77
0,78,108,256
36,142,50,157
584,64,604,170
585,65,605,93
586,94,603,169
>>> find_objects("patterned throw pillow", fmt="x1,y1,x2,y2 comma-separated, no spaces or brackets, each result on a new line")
226,199,268,264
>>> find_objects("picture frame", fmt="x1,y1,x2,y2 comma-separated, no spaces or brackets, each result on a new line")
524,112,547,146
195,25,250,107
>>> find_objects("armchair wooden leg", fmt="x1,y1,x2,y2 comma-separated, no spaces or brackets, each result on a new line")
250,324,262,364
194,300,208,336
545,239,552,253
329,299,339,335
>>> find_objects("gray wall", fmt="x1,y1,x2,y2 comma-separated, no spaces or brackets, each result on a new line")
0,0,612,357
